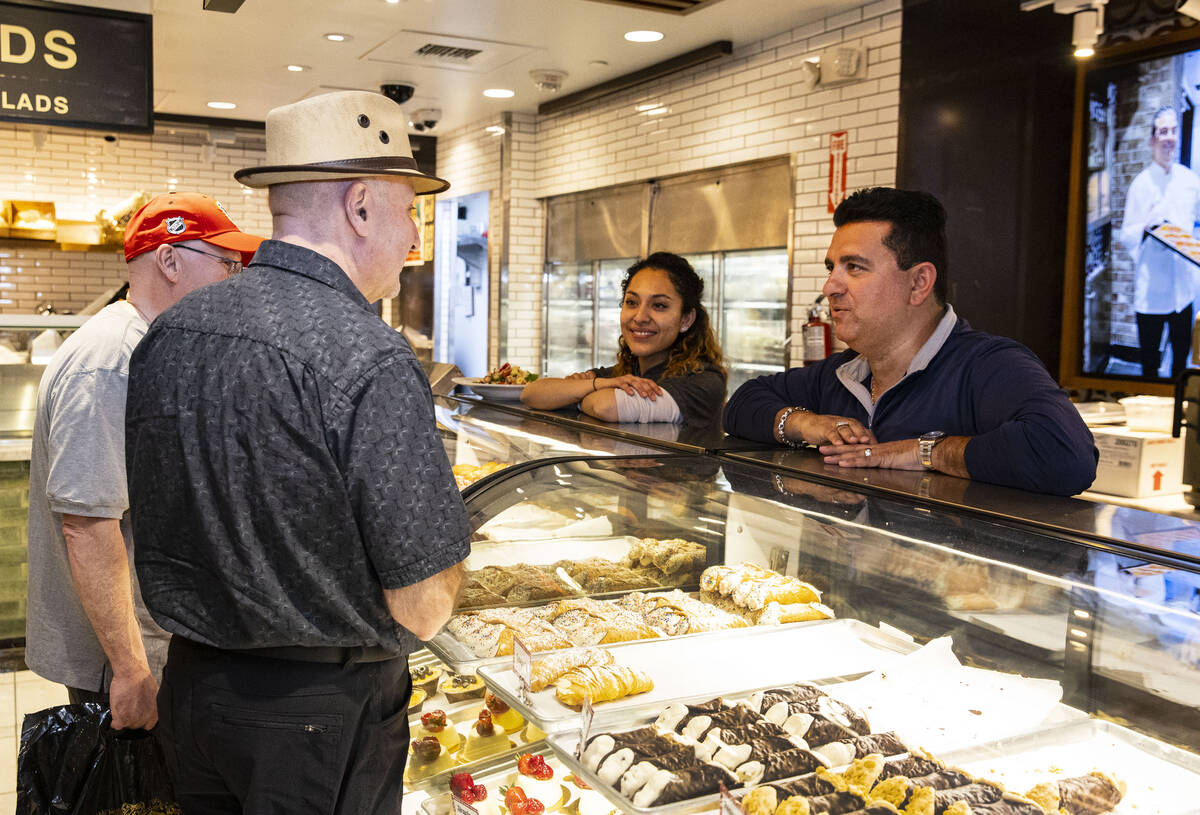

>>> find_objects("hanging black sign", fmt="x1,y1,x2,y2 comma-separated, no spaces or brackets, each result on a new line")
0,0,152,131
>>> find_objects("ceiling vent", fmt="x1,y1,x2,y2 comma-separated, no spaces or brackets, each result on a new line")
577,0,717,13
414,43,483,64
365,31,534,74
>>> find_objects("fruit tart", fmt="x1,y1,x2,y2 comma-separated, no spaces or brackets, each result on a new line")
486,691,525,733
411,664,443,696
440,672,487,702
460,709,511,762
415,709,461,752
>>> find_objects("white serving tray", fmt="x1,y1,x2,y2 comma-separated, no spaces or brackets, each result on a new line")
938,717,1200,815
479,619,916,733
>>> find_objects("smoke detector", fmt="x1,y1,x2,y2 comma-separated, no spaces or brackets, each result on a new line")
530,69,568,93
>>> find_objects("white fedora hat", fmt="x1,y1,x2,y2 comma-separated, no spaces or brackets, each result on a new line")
235,91,449,193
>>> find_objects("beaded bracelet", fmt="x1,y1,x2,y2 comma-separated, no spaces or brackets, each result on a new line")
775,406,808,448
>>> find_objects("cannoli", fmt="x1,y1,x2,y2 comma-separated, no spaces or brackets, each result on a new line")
909,769,975,791
812,732,907,767
763,697,870,737
880,756,943,780
530,647,615,692
737,746,828,785
1054,772,1125,815
656,699,726,732
960,796,1047,815
933,782,1004,810
774,773,837,799
632,763,738,807
555,664,654,706
759,683,827,709
804,790,869,815
582,727,680,772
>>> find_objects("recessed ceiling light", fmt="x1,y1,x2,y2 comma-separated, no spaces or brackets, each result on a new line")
1074,46,1094,58
385,0,399,3
486,125,505,134
646,107,668,115
286,64,309,72
635,103,659,112
207,101,236,110
325,32,350,42
483,88,515,99
624,30,663,43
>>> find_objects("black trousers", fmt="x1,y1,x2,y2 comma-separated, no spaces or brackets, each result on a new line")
156,637,411,815
1137,305,1193,380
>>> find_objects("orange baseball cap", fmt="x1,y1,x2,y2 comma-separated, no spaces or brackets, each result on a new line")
124,192,264,264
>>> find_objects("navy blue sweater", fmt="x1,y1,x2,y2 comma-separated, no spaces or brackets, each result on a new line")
723,320,1098,496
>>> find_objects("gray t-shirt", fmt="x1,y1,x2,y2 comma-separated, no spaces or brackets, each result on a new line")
25,300,169,691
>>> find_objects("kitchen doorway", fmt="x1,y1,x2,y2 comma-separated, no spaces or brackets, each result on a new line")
434,191,489,377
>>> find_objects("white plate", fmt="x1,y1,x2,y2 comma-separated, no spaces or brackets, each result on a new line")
453,377,527,401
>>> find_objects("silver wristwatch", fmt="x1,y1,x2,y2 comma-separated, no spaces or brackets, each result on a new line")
919,431,946,470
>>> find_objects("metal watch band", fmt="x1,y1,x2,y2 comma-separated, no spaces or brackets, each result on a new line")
919,432,945,469
775,406,808,448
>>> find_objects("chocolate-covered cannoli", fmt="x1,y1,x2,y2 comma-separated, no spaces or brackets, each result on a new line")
657,699,727,732
806,790,868,815
933,782,1004,811
679,706,760,741
1057,773,1125,815
798,715,858,747
759,683,825,709
584,728,683,772
632,762,736,807
813,731,907,766
738,746,827,785
959,796,1046,815
880,756,943,779
909,768,975,791
772,773,836,799
645,748,701,771
764,696,870,736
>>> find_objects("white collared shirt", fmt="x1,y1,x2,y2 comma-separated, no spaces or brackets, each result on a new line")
1119,161,1200,314
835,305,959,423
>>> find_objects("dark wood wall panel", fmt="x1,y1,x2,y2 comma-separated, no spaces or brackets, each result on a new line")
898,0,1075,374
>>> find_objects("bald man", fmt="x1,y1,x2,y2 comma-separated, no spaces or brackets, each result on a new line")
25,193,261,730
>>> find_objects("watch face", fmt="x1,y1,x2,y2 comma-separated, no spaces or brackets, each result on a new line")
921,431,947,442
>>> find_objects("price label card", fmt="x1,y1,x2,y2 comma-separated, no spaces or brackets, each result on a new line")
719,782,746,815
576,695,595,759
453,797,480,815
513,636,532,698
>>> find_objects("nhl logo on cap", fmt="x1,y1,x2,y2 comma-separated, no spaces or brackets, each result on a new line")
165,216,186,235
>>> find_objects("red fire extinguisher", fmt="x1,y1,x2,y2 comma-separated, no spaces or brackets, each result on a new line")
802,294,832,366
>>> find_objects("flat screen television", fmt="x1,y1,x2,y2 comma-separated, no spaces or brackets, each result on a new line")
1062,26,1200,395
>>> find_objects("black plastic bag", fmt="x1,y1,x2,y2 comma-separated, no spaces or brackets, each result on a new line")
16,703,180,815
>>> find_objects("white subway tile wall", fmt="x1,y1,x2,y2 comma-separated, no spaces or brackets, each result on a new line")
0,123,270,313
438,0,901,369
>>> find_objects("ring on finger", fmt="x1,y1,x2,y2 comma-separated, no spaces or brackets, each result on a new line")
835,421,850,429
864,447,872,458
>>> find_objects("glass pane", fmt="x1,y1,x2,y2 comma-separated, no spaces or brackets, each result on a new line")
544,262,594,377
594,259,634,368
721,248,788,393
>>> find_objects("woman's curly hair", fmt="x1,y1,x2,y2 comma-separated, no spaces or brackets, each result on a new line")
612,252,726,380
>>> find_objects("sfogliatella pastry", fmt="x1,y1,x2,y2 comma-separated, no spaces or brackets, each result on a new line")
554,664,654,707
530,647,615,692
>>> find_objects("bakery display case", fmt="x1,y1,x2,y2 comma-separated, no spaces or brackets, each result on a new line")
419,450,1200,815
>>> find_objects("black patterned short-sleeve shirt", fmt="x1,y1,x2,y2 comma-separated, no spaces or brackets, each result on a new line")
126,240,470,654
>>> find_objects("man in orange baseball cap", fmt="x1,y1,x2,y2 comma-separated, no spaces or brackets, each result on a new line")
25,193,262,733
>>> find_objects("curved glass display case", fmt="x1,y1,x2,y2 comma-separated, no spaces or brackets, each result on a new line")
416,450,1200,815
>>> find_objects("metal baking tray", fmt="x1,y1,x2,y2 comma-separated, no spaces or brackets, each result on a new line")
478,619,916,733
429,597,863,674
413,745,614,815
937,718,1200,815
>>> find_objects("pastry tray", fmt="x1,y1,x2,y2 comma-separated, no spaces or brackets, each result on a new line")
478,619,916,734
937,718,1200,815
403,709,547,793
415,746,616,815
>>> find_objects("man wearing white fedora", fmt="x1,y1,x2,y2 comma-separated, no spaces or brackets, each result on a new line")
126,91,468,813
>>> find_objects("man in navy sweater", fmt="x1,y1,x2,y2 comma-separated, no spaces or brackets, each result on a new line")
723,187,1097,496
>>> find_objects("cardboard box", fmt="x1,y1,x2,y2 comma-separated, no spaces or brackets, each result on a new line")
1091,427,1184,498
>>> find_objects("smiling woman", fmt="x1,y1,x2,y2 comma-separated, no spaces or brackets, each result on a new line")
521,252,727,425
